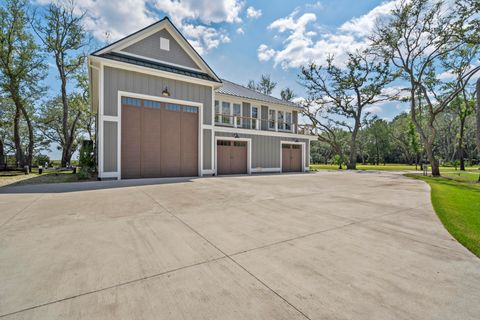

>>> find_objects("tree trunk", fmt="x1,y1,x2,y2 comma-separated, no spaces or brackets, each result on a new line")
19,105,34,169
58,58,70,168
13,103,25,167
0,138,4,169
425,143,440,177
476,78,480,156
459,116,466,171
347,121,360,170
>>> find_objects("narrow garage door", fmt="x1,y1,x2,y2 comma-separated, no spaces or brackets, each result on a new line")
282,144,302,172
217,140,247,175
121,97,198,179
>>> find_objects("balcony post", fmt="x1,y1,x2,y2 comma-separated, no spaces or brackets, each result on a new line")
234,116,237,128
256,119,260,130
275,120,278,132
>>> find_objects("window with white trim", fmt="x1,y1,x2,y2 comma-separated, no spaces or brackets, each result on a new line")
251,106,258,129
214,100,220,123
268,109,276,129
285,112,292,130
160,37,170,51
221,101,231,125
233,103,241,126
277,111,285,130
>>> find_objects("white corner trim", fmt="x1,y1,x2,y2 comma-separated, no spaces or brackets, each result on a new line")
214,136,252,175
280,140,307,173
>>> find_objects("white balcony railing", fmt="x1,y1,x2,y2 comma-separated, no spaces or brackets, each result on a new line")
214,113,315,135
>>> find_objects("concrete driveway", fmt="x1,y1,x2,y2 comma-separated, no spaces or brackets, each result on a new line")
0,171,479,319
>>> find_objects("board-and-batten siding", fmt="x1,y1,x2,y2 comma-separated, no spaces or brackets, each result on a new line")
103,66,212,124
103,121,118,172
121,29,200,71
215,132,310,169
203,129,212,170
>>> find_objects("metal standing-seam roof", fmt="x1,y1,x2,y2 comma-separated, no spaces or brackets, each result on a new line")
216,79,300,108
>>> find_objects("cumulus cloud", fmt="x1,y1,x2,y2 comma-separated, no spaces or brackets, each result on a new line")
36,0,244,54
258,0,401,69
236,27,245,34
246,6,262,19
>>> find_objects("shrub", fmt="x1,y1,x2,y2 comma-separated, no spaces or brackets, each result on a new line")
78,140,95,179
34,154,50,167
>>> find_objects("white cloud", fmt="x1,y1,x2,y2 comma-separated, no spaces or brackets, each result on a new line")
257,44,276,61
236,27,245,34
258,1,401,69
364,105,383,114
36,0,244,54
246,6,262,19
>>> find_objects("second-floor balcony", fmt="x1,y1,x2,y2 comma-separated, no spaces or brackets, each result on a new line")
214,113,315,136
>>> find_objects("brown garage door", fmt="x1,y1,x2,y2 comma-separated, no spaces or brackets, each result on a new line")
217,140,247,175
282,144,302,172
121,97,198,179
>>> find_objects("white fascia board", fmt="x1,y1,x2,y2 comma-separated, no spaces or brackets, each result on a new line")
89,55,220,87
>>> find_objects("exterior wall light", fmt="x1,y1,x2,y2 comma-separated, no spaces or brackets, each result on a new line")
234,133,239,138
162,86,170,97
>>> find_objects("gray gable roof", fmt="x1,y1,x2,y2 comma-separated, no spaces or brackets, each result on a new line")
216,79,299,108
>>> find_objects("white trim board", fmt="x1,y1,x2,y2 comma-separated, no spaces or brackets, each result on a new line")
112,50,203,73
90,55,221,88
280,140,307,173
214,136,252,175
213,125,317,140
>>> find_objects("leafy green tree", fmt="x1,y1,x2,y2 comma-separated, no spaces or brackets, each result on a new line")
365,117,391,165
299,51,394,170
0,0,46,167
247,74,277,95
33,0,89,167
371,0,480,176
280,87,295,101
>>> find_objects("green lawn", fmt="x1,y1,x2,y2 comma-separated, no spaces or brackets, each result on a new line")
406,174,480,257
310,163,480,173
311,163,421,171
0,168,85,187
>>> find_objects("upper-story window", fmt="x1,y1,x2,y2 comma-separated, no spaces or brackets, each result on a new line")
233,103,242,127
160,37,170,51
214,100,220,123
221,101,232,125
285,112,292,131
251,106,258,129
268,109,276,129
277,111,285,130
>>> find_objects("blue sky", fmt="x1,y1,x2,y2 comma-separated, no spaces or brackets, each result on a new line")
34,0,408,159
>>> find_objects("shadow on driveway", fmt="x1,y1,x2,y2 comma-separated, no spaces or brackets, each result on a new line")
0,176,200,194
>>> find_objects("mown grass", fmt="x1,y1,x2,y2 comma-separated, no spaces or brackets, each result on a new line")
406,173,480,257
310,163,480,173
0,168,83,187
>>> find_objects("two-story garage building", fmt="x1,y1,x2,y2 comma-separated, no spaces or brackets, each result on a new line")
89,17,315,179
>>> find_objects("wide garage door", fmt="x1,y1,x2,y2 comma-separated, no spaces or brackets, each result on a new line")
121,96,198,179
282,144,302,172
217,140,247,175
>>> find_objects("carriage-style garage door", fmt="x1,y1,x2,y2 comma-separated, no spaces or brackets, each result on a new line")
216,140,247,175
121,96,198,179
281,144,302,172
